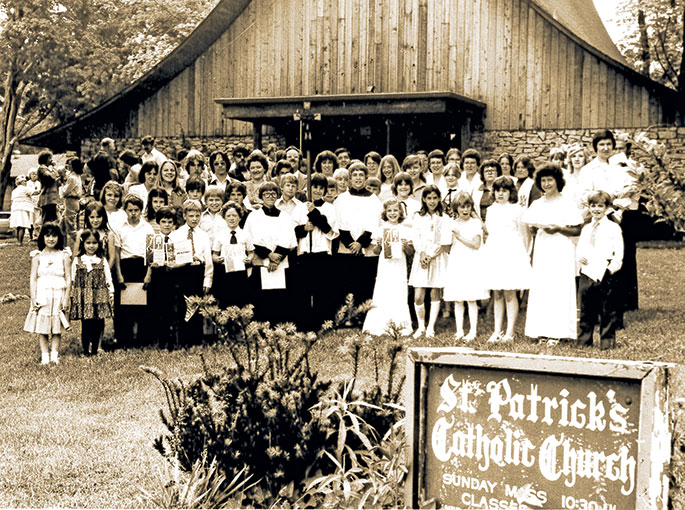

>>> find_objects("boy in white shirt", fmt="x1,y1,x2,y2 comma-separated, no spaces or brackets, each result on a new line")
114,193,155,347
169,199,213,345
576,190,624,350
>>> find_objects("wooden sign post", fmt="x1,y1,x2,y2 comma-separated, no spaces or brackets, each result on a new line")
406,348,672,510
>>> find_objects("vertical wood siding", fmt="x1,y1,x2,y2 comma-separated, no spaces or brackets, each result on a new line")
134,0,668,136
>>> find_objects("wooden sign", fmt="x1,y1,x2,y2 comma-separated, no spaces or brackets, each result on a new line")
406,348,672,510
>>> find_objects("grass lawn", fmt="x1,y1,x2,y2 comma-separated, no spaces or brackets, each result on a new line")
0,236,683,507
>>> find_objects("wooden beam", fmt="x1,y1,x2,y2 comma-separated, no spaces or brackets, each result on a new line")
220,98,451,119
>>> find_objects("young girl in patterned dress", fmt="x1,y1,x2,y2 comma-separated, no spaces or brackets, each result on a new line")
24,222,71,364
70,229,114,355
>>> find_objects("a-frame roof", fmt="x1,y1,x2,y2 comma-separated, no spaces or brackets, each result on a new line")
21,0,662,149
533,0,626,64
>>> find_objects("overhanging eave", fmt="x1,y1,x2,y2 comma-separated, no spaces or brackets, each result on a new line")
216,92,486,123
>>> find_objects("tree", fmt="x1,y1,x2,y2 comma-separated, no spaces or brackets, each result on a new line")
608,0,684,97
0,0,218,207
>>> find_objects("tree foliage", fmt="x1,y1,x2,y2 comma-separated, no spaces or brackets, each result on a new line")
0,0,218,205
607,0,685,93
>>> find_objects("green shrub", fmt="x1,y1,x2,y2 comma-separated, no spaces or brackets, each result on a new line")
143,295,373,508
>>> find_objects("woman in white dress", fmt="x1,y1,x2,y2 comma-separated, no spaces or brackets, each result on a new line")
10,175,34,245
522,165,583,343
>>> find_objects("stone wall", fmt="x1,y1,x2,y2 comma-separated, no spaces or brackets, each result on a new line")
470,126,685,169
80,127,684,173
80,134,287,162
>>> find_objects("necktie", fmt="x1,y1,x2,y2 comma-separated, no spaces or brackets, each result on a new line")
445,189,455,206
164,235,170,263
188,227,195,256
230,230,238,245
400,201,408,216
590,221,600,247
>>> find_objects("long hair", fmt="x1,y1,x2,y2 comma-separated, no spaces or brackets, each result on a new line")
76,228,105,257
37,222,65,251
145,187,170,221
84,201,110,231
418,184,444,216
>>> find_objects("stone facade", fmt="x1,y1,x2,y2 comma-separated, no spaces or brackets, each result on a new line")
80,127,684,173
470,126,685,169
80,134,287,162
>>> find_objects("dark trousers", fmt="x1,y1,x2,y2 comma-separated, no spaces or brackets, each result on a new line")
41,204,58,223
149,266,181,349
248,267,290,326
335,254,378,308
614,210,640,313
577,273,621,349
294,252,336,331
81,318,104,355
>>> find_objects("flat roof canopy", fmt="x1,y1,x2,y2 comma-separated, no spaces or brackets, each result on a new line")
216,91,485,123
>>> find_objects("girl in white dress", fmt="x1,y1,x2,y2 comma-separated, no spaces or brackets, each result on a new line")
409,185,452,338
522,165,583,343
443,193,489,341
362,199,414,336
24,223,71,364
481,177,532,343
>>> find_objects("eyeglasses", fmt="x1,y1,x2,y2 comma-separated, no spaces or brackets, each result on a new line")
262,191,278,198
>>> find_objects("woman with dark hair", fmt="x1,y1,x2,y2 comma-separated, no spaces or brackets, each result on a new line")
183,149,209,181
128,161,159,205
119,150,141,189
522,165,583,344
512,155,542,209
313,150,338,177
208,150,231,192
245,150,269,209
457,149,482,195
474,159,502,220
402,154,425,200
62,157,85,247
498,153,514,176
37,149,60,223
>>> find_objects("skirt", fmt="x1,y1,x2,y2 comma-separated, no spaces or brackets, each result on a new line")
10,210,32,229
24,287,67,335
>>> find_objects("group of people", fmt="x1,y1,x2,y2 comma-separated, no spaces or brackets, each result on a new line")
22,129,639,364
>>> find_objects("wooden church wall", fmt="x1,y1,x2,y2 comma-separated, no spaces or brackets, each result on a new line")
134,0,667,138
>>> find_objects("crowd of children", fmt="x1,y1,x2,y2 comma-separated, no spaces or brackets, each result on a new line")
23,129,637,363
